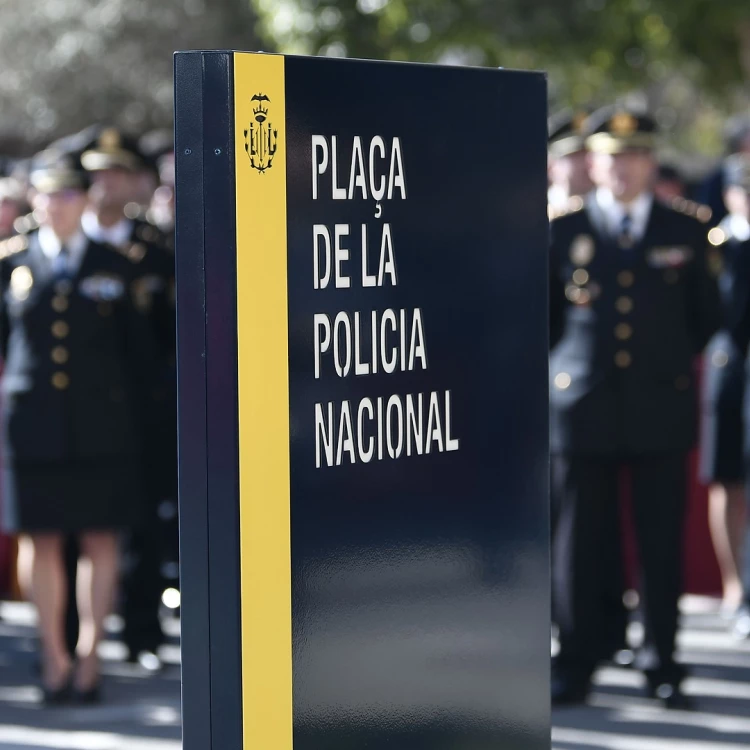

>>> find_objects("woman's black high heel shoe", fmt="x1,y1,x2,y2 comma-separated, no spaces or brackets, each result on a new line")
73,683,102,704
42,675,73,706
73,656,102,704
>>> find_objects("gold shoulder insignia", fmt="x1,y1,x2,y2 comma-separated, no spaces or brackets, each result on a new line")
110,241,148,264
103,240,147,264
0,233,29,260
673,199,712,224
549,196,585,221
136,222,162,244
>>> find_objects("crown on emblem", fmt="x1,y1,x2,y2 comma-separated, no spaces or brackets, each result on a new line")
99,128,121,149
610,112,638,137
252,93,269,122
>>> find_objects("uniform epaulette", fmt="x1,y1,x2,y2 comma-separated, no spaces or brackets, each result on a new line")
549,195,585,221
670,197,712,224
12,212,40,236
0,233,29,260
109,240,148,264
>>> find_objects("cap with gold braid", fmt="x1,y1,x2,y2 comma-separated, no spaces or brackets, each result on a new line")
81,126,149,173
585,105,658,154
548,109,590,158
29,148,89,194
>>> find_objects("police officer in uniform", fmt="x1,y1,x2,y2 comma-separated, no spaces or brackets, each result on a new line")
0,147,156,702
700,154,750,615
548,109,594,218
550,105,721,707
79,127,176,670
713,154,750,639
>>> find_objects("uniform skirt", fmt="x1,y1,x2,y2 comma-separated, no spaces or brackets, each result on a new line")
699,333,745,484
1,457,143,534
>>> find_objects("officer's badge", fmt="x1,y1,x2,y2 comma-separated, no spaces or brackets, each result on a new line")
126,242,147,263
99,128,121,150
131,274,165,313
647,246,693,268
610,112,637,137
570,234,595,266
79,273,125,301
243,93,278,174
10,265,33,301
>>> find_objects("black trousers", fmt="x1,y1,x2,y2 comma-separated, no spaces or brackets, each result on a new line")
552,453,687,685
121,497,165,655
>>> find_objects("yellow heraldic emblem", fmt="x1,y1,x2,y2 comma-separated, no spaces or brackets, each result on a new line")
244,93,279,173
570,234,595,266
99,128,121,149
572,111,588,133
610,112,638,137
10,265,33,301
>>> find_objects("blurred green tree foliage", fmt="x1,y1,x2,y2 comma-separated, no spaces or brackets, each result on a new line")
0,0,258,153
252,0,750,153
253,0,750,99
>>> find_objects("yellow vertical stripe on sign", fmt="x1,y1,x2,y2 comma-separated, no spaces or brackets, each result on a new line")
234,52,292,750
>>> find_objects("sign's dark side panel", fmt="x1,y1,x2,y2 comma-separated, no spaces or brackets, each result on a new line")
176,51,549,750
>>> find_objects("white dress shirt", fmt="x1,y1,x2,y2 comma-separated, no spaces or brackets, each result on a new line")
81,211,132,249
588,188,653,243
38,225,88,274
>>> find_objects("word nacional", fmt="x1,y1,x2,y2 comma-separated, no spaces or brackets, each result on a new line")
309,133,460,469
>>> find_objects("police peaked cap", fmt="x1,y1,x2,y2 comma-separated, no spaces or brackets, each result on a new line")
80,125,152,173
29,146,90,194
548,109,591,158
585,105,658,154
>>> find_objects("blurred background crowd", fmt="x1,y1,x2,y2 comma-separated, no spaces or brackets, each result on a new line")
0,0,748,744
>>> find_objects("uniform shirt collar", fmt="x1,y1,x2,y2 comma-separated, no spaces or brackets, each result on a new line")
82,210,132,248
38,225,87,270
595,188,653,242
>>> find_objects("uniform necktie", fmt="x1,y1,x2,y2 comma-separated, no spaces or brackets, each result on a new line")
618,213,634,249
53,244,71,278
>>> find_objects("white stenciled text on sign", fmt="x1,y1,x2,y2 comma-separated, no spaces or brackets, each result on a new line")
310,134,460,468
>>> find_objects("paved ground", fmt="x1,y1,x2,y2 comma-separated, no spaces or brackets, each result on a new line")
553,596,750,750
0,596,749,749
0,601,181,749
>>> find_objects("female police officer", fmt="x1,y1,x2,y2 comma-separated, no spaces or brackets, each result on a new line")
701,154,750,615
0,146,154,703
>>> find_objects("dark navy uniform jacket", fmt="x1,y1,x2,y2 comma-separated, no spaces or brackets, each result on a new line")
125,217,176,498
122,217,175,357
703,224,750,412
549,196,721,456
0,230,157,463
722,231,750,453
82,214,176,488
